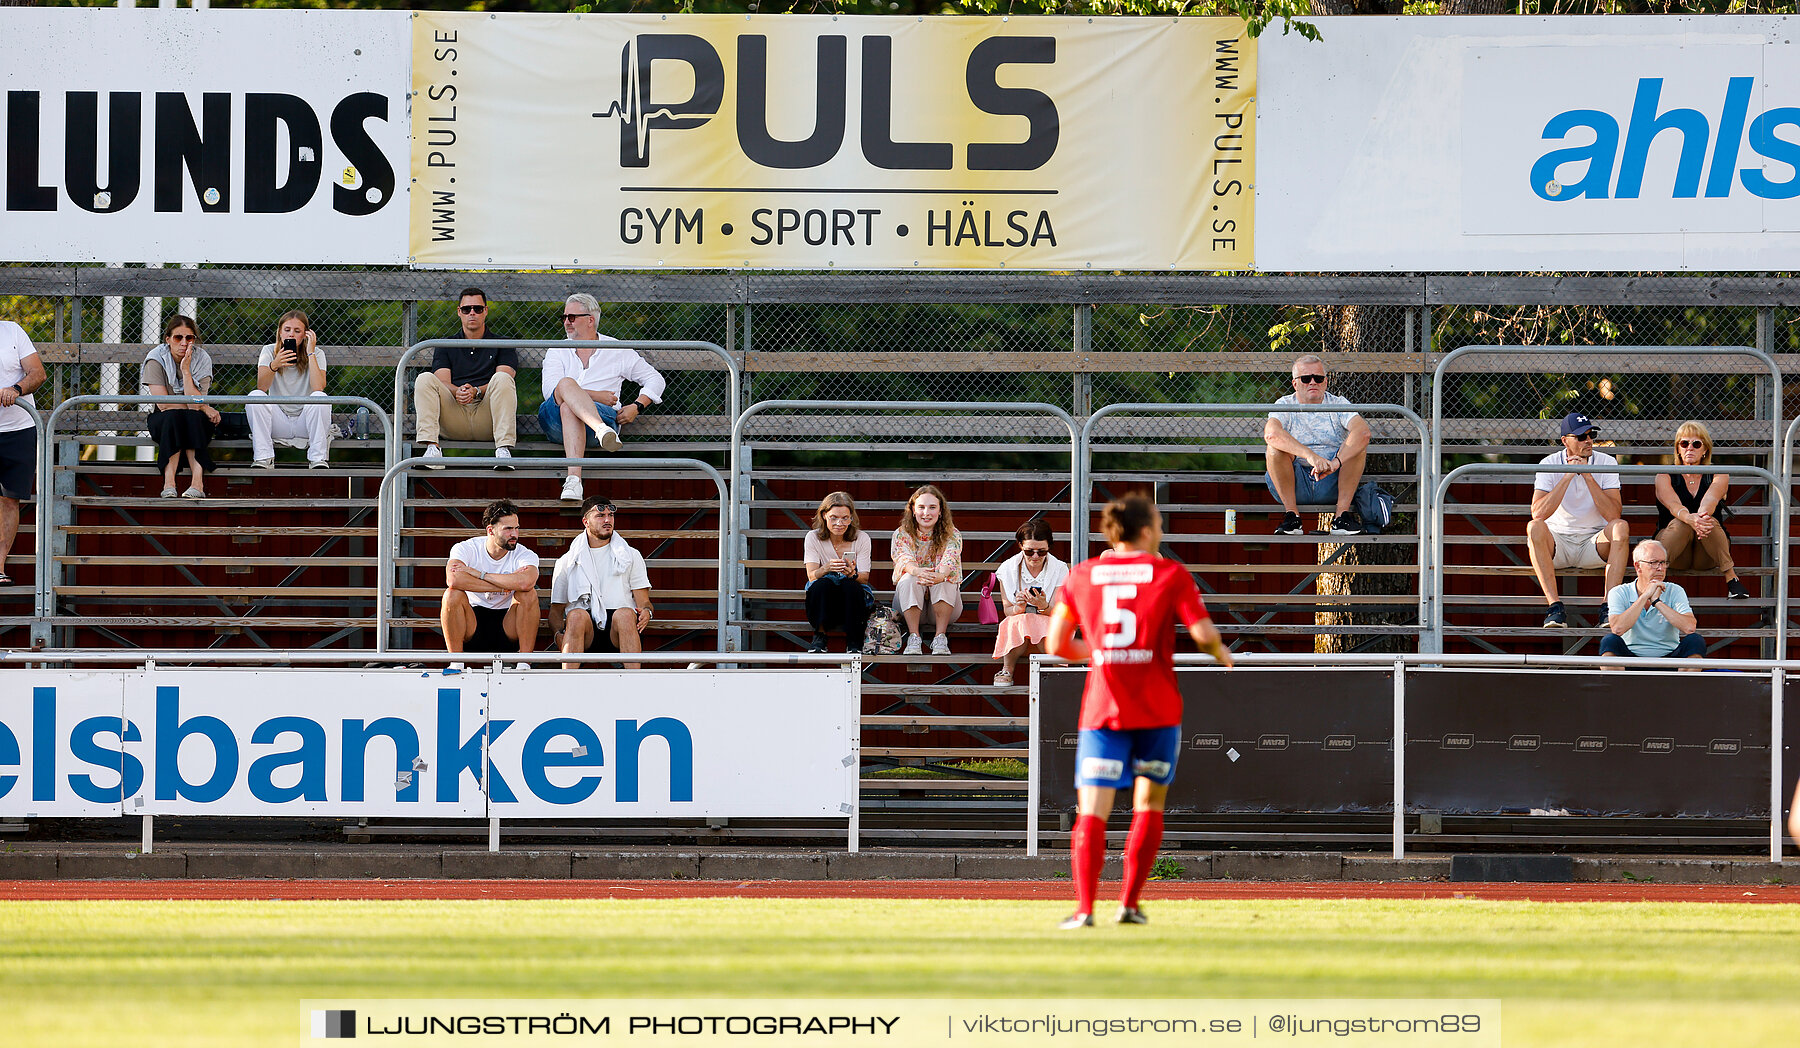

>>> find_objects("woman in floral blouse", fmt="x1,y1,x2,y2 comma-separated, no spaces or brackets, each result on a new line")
890,484,963,656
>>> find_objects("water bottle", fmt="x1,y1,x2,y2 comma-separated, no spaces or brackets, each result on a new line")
355,406,370,439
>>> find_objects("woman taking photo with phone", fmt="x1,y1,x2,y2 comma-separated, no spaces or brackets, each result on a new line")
248,309,331,469
990,519,1068,686
140,314,219,499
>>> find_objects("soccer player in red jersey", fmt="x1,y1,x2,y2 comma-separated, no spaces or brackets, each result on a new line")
1046,493,1233,928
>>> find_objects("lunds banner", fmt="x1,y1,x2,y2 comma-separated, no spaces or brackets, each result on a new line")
408,13,1255,270
0,9,411,265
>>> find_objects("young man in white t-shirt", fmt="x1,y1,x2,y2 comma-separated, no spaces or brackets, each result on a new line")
442,499,542,662
1527,412,1629,629
549,495,654,669
0,320,47,588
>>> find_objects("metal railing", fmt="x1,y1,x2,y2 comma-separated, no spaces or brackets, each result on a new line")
391,339,740,453
1081,402,1431,633
375,455,732,653
1431,463,1788,658
730,400,1079,634
34,393,393,620
1031,650,1790,863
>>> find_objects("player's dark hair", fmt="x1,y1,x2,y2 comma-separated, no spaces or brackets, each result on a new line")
482,499,520,529
1015,519,1053,544
458,287,488,306
162,314,198,342
581,495,616,517
1101,494,1156,544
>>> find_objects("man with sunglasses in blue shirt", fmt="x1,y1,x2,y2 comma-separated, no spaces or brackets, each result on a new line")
1263,354,1372,535
1528,412,1629,629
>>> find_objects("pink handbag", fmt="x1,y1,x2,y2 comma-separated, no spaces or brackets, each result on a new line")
977,572,1001,626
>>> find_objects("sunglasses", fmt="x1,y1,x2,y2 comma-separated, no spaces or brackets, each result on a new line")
168,333,196,343
562,313,591,322
1021,548,1050,557
1295,374,1327,384
1570,433,1596,442
458,304,486,314
1678,440,1705,449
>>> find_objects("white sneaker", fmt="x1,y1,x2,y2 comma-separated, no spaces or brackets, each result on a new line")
252,458,275,470
596,424,622,453
560,476,583,502
930,634,950,656
444,661,465,674
903,634,923,656
513,662,531,671
421,445,445,469
308,459,329,470
494,446,515,471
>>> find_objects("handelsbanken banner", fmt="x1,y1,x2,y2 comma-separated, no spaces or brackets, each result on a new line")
409,13,1255,271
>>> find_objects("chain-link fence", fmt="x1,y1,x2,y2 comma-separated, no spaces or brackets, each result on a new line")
7,265,1799,431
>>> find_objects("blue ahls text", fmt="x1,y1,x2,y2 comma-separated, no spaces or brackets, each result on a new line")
0,686,695,806
1531,77,1800,201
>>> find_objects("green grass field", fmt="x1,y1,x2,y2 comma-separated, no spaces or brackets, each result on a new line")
5,897,1799,1046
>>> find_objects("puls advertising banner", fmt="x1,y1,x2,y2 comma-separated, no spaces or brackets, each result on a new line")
408,13,1255,270
0,668,856,819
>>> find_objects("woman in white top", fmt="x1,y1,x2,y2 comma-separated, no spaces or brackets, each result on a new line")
990,519,1069,686
248,309,331,469
802,491,872,653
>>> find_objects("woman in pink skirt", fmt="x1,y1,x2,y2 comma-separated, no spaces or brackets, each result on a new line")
991,519,1068,686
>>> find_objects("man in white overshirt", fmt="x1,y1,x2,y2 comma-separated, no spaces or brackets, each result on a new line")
540,293,667,502
549,496,655,669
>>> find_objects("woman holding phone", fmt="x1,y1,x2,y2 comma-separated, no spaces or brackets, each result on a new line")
248,309,331,469
990,519,1068,685
802,491,872,653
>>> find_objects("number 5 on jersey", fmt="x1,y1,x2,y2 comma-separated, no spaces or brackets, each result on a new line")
1101,583,1138,648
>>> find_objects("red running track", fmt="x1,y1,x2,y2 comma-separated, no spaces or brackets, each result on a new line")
3,879,1799,903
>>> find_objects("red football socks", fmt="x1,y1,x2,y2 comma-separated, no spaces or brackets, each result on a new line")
1071,813,1108,915
1120,809,1165,908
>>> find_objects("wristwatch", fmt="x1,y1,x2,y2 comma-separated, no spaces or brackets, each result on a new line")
7,383,21,396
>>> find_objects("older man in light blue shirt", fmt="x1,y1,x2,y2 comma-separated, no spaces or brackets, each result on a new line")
1600,539,1704,662
1263,354,1371,536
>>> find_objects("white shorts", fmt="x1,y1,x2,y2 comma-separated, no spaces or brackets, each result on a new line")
1551,528,1606,569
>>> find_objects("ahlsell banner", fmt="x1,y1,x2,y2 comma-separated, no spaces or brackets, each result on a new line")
408,13,1255,270
0,9,411,265
1257,15,1800,272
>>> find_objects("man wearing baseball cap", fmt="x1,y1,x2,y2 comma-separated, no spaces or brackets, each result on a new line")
1526,412,1629,628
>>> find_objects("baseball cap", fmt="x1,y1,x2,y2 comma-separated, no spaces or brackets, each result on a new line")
1559,412,1599,437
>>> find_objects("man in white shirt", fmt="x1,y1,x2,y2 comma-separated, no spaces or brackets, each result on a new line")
1528,412,1629,629
1263,354,1372,535
0,320,47,588
539,293,667,502
549,496,655,669
442,499,542,660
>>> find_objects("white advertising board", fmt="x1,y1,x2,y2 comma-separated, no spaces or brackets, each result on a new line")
485,670,856,818
1257,15,1800,271
0,8,411,264
0,671,133,818
0,668,855,820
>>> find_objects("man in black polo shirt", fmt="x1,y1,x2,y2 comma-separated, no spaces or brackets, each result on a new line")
414,287,519,467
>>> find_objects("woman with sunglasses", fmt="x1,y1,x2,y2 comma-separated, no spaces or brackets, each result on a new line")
990,519,1069,686
1653,421,1750,600
140,314,219,499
